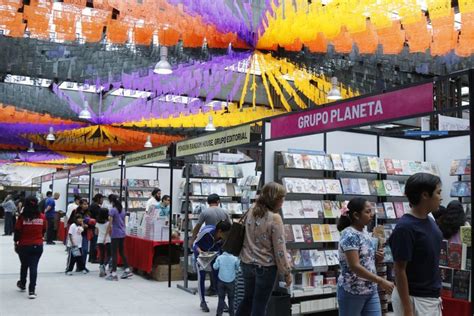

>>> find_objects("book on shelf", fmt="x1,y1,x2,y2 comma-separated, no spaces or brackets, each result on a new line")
330,154,344,171
284,224,294,242
301,200,320,218
225,165,235,178
323,155,334,170
450,159,471,176
209,165,220,177
191,183,202,195
401,160,411,175
308,155,324,170
301,250,313,267
384,159,396,175
302,224,313,243
440,240,449,266
290,249,304,268
409,161,422,174
403,202,411,213
358,179,371,195
330,224,340,241
375,203,386,219
331,201,341,218
282,201,303,219
450,181,471,197
325,250,339,266
293,154,304,169
373,180,386,196
393,202,405,218
321,224,332,241
391,159,404,175
383,202,396,219
191,164,204,176
440,267,454,298
301,154,313,169
322,200,334,218
342,154,362,172
292,225,305,243
283,153,296,168
448,242,463,270
324,179,343,194
218,165,228,178
461,244,471,271
460,226,471,247
201,182,211,196
383,180,402,196
367,157,380,173
452,269,471,301
309,249,327,268
311,224,323,242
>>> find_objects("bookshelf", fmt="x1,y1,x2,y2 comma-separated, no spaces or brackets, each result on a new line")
450,159,472,220
67,175,90,203
275,151,441,314
125,179,159,212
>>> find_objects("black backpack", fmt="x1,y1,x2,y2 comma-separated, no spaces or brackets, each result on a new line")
38,198,46,213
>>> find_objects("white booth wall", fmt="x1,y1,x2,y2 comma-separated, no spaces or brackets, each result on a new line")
53,178,68,212
425,135,470,202
379,137,424,161
41,181,53,197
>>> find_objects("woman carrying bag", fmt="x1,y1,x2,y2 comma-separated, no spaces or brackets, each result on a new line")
236,182,292,316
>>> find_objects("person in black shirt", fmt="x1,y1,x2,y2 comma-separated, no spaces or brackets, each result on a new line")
388,173,443,316
88,194,104,263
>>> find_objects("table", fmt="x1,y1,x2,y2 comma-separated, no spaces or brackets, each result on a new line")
124,235,183,274
442,297,472,316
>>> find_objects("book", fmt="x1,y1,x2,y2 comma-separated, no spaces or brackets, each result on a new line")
393,202,405,218
456,159,468,175
313,179,326,194
321,224,332,241
330,154,344,171
373,180,386,196
383,180,396,196
322,200,334,218
311,224,323,242
452,269,471,300
384,158,395,175
325,250,339,266
226,165,235,178
292,201,305,218
302,200,319,218
313,200,324,218
448,242,463,270
369,181,378,195
291,249,304,268
440,267,454,298
462,244,471,270
349,178,361,195
342,154,362,172
292,225,305,243
218,165,228,177
376,203,386,219
465,159,471,175
358,179,371,195
392,159,403,175
283,153,296,168
282,201,300,219
301,249,313,267
282,178,295,193
403,202,411,214
359,156,371,173
284,224,294,242
293,154,305,169
391,181,403,196
383,202,396,219
331,201,341,218
340,178,353,195
460,226,471,247
323,155,334,170
301,154,313,169
401,160,412,175
324,179,343,194
450,181,471,197
409,161,423,174
302,224,313,243
368,157,380,173
450,160,460,175
440,240,449,266
191,164,204,176
191,183,202,195
208,165,220,177
309,249,327,267
330,225,340,241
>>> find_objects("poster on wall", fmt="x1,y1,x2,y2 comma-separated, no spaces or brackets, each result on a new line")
0,165,55,186
270,83,434,139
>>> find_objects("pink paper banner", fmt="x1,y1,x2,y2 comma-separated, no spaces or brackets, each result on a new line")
271,83,434,139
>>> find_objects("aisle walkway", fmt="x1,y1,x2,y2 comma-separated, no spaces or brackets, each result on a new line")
0,221,217,316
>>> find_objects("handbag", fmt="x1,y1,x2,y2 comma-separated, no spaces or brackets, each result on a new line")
71,246,82,257
222,211,249,256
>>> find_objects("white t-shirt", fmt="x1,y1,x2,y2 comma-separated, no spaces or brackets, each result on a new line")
68,223,83,248
65,202,77,223
146,197,159,213
96,222,111,244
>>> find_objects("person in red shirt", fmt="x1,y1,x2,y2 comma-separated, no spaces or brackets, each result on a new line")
14,196,46,299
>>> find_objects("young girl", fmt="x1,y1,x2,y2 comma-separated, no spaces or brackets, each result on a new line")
336,198,394,316
65,215,86,275
96,208,111,277
106,194,132,281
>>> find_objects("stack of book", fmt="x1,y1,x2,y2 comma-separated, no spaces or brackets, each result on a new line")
284,224,340,243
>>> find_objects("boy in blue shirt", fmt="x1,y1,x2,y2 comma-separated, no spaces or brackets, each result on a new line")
213,251,239,316
193,220,231,313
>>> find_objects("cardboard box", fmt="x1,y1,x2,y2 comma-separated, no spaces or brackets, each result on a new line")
152,264,183,282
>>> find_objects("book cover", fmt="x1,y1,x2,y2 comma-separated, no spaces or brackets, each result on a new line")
383,202,396,219
323,155,334,170
376,203,386,219
430,163,440,176
292,200,305,218
331,201,341,218
208,165,220,177
218,165,228,177
340,178,353,195
440,267,454,298
301,250,313,268
451,181,471,197
309,249,327,267
401,160,412,175
301,154,312,169
302,224,313,243
393,202,405,218
421,161,432,174
235,166,244,178
440,240,449,266
330,225,340,241
201,182,211,196
462,244,471,271
392,159,403,175
281,201,299,219
311,224,323,242
384,158,396,175
452,269,470,300
191,164,204,176
409,161,423,174
402,202,411,213
350,178,361,195
302,200,319,218
448,242,463,270
359,156,371,173
456,159,468,175
378,158,387,174
465,159,471,175
369,181,378,195
294,154,304,169
293,178,306,193
191,183,202,195
383,180,396,196
321,224,332,241
292,225,305,243
282,178,295,193
460,226,471,247
283,153,296,168
291,249,304,268
313,200,324,218
368,157,380,173
226,165,235,178
284,224,294,242
342,154,361,172
322,200,334,218
450,160,460,175
324,179,343,194
391,181,403,196
226,183,236,196
325,250,339,266
330,154,344,171
309,155,323,170
358,179,371,195
374,180,386,196
313,179,326,194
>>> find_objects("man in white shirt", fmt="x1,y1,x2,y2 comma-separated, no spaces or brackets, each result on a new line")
145,188,161,213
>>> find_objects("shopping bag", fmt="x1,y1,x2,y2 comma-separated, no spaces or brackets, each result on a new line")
222,212,248,256
71,246,82,257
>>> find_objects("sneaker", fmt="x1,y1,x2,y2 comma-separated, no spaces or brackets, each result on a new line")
99,265,106,277
223,303,229,313
16,281,25,292
65,271,73,276
82,269,89,274
120,271,133,279
28,292,37,299
105,274,118,281
200,302,210,313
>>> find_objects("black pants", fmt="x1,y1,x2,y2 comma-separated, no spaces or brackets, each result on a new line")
4,212,13,235
18,245,43,293
66,247,85,272
89,233,98,262
46,217,55,243
97,243,111,265
218,280,235,316
111,238,128,272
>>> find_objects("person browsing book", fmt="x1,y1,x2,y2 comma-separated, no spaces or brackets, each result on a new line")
389,173,443,316
191,194,231,244
437,200,470,244
336,197,394,316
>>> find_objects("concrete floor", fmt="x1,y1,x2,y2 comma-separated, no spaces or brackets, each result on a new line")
0,221,216,316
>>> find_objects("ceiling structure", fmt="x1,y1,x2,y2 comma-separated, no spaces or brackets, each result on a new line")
0,0,472,167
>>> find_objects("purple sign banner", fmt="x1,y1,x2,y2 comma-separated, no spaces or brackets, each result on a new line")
271,83,434,139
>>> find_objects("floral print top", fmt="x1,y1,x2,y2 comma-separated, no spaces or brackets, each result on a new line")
337,226,377,295
240,208,291,275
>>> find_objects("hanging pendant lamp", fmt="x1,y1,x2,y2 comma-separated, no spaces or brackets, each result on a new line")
205,116,216,132
79,100,92,120
153,46,173,75
46,127,55,141
144,135,153,148
327,77,343,101
106,147,113,158
27,142,35,153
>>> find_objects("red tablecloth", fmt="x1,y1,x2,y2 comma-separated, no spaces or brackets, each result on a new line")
442,297,472,316
124,235,183,274
57,221,66,241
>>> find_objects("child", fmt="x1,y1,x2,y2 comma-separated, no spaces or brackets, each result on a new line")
65,215,86,275
213,251,240,316
96,208,111,277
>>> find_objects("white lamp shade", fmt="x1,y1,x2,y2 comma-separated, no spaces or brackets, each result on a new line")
46,127,55,141
205,116,216,132
327,77,343,100
153,46,173,75
144,135,153,148
106,148,113,158
79,102,92,119
27,142,35,153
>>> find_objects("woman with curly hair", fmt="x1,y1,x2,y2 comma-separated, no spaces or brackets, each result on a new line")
437,200,470,243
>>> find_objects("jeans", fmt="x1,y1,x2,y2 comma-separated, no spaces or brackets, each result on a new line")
4,212,13,235
217,280,235,316
111,238,128,272
18,245,43,293
66,247,85,272
81,234,89,268
236,263,277,316
46,217,55,243
337,286,382,316
97,243,111,265
195,256,219,304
